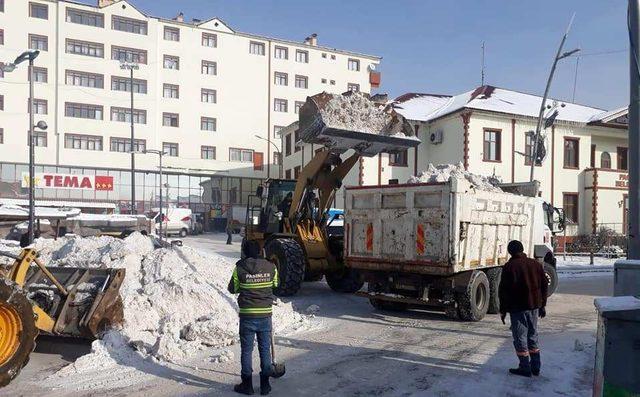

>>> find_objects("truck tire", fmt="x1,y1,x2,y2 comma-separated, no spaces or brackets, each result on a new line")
457,270,490,322
179,228,188,238
367,283,408,311
326,268,364,293
485,267,502,315
264,238,305,297
543,262,558,297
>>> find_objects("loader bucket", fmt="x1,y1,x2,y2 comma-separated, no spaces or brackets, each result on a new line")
298,91,420,157
23,266,125,339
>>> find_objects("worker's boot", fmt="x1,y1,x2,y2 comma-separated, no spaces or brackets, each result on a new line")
234,375,254,395
260,374,272,395
509,355,532,377
530,351,541,376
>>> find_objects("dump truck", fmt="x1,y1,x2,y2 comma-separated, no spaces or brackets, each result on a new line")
344,178,564,321
0,248,125,386
244,91,419,296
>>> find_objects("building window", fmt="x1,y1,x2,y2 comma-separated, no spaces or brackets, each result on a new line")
322,53,327,58
164,26,180,41
330,80,335,85
348,58,360,71
295,75,308,89
524,132,534,165
0,95,3,110
66,70,104,88
110,107,146,124
483,129,501,162
163,55,179,70
110,137,146,153
601,152,611,169
294,166,301,178
389,150,408,166
29,2,48,19
590,144,596,168
331,54,336,60
29,131,47,147
201,146,216,160
66,39,104,57
274,72,288,86
249,41,265,55
29,99,47,115
296,50,309,63
0,29,4,45
111,76,147,93
201,89,217,103
563,138,579,168
162,113,179,127
347,83,360,92
65,102,103,120
273,152,282,165
0,128,3,144
163,142,179,157
230,148,254,162
295,101,304,114
29,34,48,51
66,8,104,27
321,78,327,84
294,130,301,152
64,134,103,151
31,67,47,83
201,117,217,131
274,125,284,139
274,46,288,59
0,0,4,12
112,46,147,64
563,193,579,224
285,134,291,156
201,60,217,75
285,169,291,179
274,98,288,112
163,83,179,99
112,15,147,35
202,33,217,47
617,147,628,170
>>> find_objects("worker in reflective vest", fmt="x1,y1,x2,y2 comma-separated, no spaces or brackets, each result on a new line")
228,240,279,395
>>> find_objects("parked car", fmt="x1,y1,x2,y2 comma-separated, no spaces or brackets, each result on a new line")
150,208,193,237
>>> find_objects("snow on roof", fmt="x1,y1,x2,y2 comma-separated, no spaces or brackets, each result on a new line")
392,85,611,124
0,205,81,220
0,198,116,209
588,106,628,123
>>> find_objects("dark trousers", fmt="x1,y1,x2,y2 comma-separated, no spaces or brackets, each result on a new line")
226,231,232,245
509,309,539,354
239,316,272,377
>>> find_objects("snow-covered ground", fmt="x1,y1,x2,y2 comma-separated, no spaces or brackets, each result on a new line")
556,255,619,278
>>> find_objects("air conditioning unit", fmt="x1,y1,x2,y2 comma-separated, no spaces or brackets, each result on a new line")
430,129,443,144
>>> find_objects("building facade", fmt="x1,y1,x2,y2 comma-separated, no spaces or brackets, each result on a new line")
0,0,380,224
284,85,629,237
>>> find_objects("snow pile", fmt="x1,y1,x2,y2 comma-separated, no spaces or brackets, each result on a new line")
319,91,400,136
408,162,503,192
0,233,309,377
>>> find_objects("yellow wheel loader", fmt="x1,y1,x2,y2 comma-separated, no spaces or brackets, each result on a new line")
243,91,420,296
0,248,125,386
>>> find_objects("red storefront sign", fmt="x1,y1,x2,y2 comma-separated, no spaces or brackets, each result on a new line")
22,173,114,191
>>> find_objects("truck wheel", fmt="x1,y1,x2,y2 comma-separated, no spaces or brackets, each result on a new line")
326,268,364,293
179,228,188,238
543,263,558,297
367,283,408,311
485,267,502,314
264,238,305,297
457,270,490,322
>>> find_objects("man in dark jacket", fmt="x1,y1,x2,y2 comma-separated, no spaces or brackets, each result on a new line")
228,240,279,395
499,240,548,377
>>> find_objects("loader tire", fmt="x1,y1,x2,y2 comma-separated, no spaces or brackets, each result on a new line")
0,279,38,387
326,267,364,293
485,267,502,315
265,238,305,297
543,262,558,297
457,270,490,322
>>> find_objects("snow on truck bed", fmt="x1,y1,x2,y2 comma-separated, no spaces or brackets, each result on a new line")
408,162,503,192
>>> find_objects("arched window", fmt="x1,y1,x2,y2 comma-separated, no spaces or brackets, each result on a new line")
601,152,611,169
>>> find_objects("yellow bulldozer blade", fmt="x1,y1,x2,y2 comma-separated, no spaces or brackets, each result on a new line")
0,279,38,387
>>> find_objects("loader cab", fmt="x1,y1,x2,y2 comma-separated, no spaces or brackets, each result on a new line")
246,179,297,235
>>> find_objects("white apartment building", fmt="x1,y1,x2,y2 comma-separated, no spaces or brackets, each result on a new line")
284,85,629,240
0,0,380,225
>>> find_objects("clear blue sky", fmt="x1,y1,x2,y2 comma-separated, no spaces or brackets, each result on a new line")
103,0,628,110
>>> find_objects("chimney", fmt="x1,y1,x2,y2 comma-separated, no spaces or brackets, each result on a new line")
303,33,318,46
98,0,118,7
173,12,184,22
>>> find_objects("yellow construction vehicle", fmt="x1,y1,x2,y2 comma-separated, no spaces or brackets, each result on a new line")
0,248,125,386
243,92,419,296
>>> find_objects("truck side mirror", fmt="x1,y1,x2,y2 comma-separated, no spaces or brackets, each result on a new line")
256,186,264,197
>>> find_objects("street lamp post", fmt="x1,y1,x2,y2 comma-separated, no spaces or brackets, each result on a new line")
131,149,166,243
255,134,282,178
2,50,41,245
120,62,139,214
529,15,580,182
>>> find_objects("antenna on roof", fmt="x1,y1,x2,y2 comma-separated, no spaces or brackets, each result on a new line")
481,41,486,86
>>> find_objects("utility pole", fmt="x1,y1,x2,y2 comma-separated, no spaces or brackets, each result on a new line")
27,59,36,244
628,0,640,258
481,41,486,86
121,62,139,214
530,14,580,182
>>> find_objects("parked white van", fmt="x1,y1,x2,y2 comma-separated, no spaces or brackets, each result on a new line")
151,208,193,237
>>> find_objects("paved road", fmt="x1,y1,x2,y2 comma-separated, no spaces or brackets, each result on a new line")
4,234,612,396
